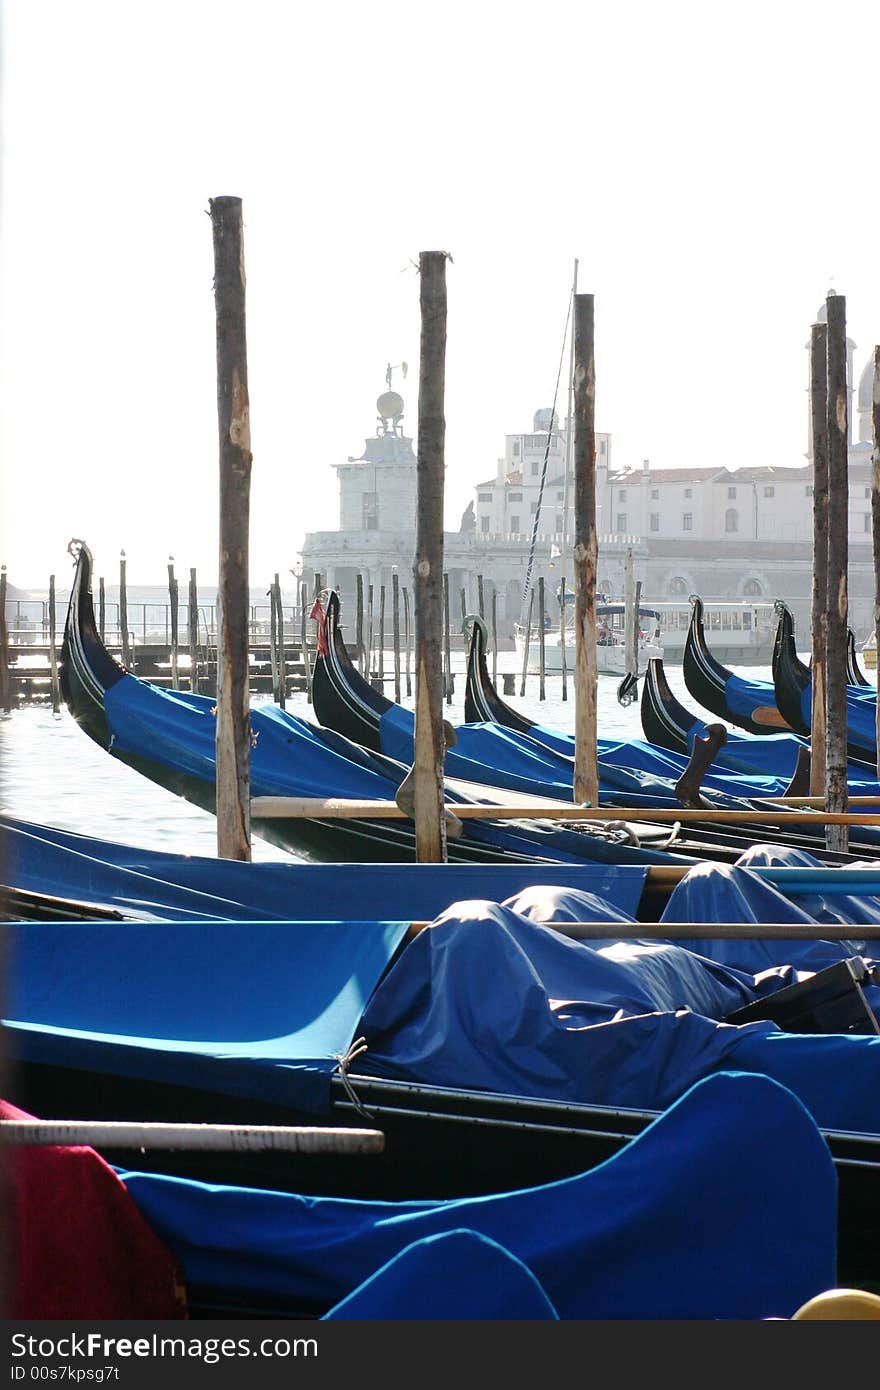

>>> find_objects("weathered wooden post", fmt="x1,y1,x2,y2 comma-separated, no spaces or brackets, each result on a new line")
403,585,412,698
623,546,637,680
560,575,568,702
119,552,131,668
572,292,599,807
519,587,534,697
98,577,106,643
367,584,374,677
48,574,61,713
809,321,829,796
538,575,546,700
459,586,467,631
411,250,449,862
872,344,880,775
443,572,452,703
378,584,386,683
392,570,401,703
355,573,365,674
167,558,180,690
275,575,286,710
491,588,498,687
0,567,10,713
824,292,848,853
268,575,281,705
188,569,199,693
477,574,485,621
210,194,252,861
300,582,311,702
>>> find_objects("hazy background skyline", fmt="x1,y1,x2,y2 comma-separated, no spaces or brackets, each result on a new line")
2,0,878,590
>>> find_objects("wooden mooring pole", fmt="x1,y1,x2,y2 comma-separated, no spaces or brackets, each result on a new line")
188,569,199,693
119,552,130,668
443,571,452,703
0,567,10,713
809,320,829,796
872,344,880,777
477,574,485,621
403,585,412,698
275,575,286,709
560,575,568,702
392,569,401,704
572,291,599,807
412,250,449,862
538,575,546,700
378,584,386,683
210,194,252,862
491,587,498,688
98,576,105,642
48,575,60,713
300,582,311,702
825,291,848,854
167,558,180,691
355,572,365,674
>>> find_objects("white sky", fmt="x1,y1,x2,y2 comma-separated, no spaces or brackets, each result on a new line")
1,0,878,589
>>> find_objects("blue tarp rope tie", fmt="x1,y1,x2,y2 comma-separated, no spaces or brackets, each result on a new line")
333,1037,375,1119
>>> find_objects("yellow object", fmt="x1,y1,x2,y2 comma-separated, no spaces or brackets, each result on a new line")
792,1288,880,1320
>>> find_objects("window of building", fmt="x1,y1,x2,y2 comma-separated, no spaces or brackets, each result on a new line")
649,513,660,532
510,515,520,533
865,513,872,532
616,513,627,532
725,508,738,533
743,578,763,596
362,492,379,531
556,491,564,501
555,513,563,532
651,488,659,500
669,576,688,595
866,488,872,498
530,502,539,513
805,484,813,495
512,441,520,457
728,486,737,498
682,513,693,530
599,440,607,456
618,488,627,500
481,515,490,533
508,491,522,502
478,492,493,502
764,486,774,497
684,488,692,498
531,461,540,475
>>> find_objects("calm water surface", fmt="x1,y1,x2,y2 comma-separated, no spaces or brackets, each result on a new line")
0,658,825,862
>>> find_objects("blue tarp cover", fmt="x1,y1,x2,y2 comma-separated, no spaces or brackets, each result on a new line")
0,815,650,922
116,1072,837,1320
2,917,409,1113
799,680,878,758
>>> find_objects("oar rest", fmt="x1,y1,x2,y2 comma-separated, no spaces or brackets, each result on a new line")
723,957,880,1037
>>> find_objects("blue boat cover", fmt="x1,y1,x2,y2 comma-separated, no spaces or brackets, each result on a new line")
2,917,410,1114
0,815,651,923
99,679,687,868
358,899,880,1133
116,1072,837,1320
323,1230,560,1320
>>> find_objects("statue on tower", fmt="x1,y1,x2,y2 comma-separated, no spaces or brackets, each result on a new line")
376,361,408,437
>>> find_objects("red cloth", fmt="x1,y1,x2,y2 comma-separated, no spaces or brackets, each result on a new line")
1,1099,187,1319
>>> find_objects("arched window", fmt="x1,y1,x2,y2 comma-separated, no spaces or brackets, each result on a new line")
725,509,738,533
743,578,763,596
668,576,688,595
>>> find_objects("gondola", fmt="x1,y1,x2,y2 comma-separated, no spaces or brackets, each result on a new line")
312,595,880,861
61,540,705,871
682,595,793,734
772,600,878,765
848,628,871,687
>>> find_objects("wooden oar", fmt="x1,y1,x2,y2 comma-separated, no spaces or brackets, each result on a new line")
252,796,880,827
406,919,880,941
0,1121,385,1153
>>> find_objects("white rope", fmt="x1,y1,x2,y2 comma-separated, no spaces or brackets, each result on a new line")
0,1120,385,1154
